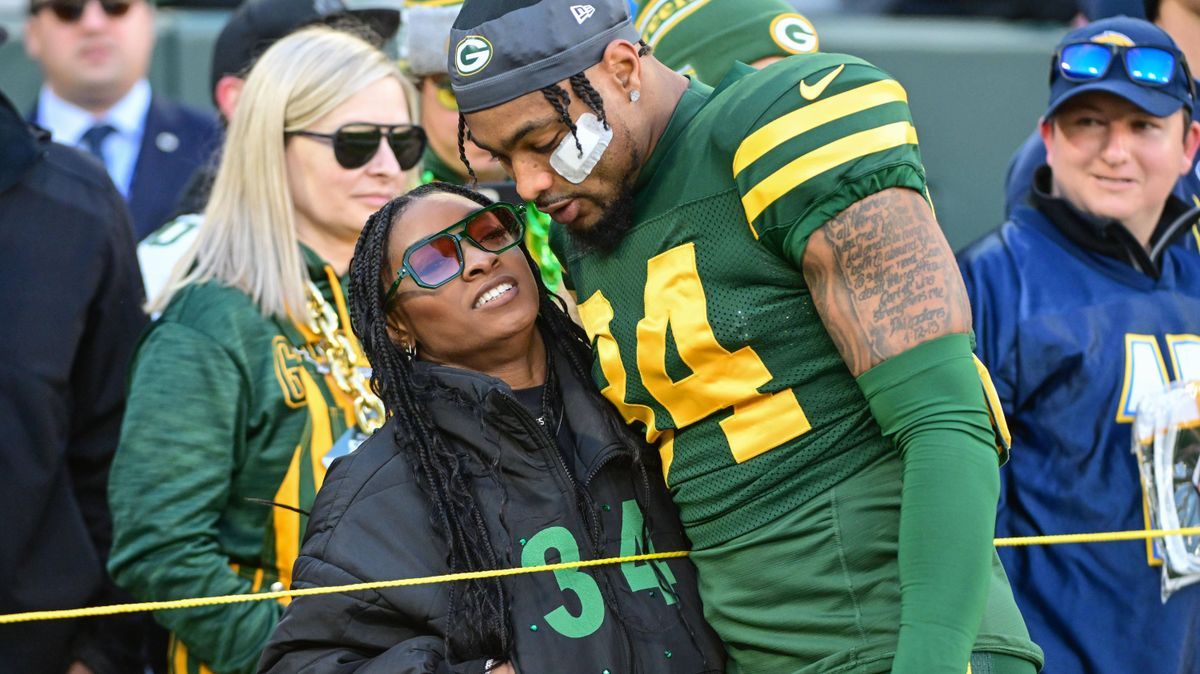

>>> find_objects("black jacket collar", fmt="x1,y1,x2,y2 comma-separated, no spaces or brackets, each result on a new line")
1031,165,1197,279
411,339,628,485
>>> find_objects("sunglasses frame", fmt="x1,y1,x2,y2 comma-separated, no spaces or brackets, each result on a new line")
1053,41,1197,103
386,202,527,300
288,123,427,170
30,0,133,20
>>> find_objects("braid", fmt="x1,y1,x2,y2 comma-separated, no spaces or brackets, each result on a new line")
540,83,581,155
541,72,610,153
456,113,478,185
569,73,608,130
348,182,511,661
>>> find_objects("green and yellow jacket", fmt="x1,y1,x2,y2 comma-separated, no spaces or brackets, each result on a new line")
108,247,364,674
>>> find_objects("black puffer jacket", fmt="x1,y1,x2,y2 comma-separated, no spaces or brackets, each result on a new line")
258,345,725,673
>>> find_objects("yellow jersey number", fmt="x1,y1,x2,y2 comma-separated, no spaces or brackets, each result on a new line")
577,242,812,484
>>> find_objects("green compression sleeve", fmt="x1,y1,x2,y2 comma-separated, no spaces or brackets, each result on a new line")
856,333,1000,674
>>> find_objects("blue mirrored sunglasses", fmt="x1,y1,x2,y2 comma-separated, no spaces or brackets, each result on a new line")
385,202,526,300
1055,42,1195,100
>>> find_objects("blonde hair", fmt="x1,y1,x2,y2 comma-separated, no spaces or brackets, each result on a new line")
152,26,414,317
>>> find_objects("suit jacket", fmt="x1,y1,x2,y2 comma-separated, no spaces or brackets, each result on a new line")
31,93,221,241
128,95,220,240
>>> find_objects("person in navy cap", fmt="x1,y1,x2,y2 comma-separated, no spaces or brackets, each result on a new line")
960,16,1200,674
1003,2,1200,217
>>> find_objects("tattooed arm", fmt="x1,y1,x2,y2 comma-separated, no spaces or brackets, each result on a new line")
803,187,1003,674
802,187,972,375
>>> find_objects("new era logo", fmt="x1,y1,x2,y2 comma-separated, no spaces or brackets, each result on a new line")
571,4,595,24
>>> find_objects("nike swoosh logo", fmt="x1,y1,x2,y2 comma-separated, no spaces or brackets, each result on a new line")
799,64,845,101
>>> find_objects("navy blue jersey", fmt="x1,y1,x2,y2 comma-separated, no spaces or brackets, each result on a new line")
1003,113,1200,218
959,206,1200,674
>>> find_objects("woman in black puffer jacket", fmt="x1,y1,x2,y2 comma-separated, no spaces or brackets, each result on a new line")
258,182,725,674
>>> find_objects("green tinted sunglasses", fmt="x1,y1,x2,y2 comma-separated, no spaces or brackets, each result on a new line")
386,202,526,300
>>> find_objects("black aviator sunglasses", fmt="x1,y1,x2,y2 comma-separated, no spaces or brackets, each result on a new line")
31,0,134,21
287,123,427,171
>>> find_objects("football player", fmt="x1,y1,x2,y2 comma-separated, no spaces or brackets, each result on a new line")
450,1,1044,672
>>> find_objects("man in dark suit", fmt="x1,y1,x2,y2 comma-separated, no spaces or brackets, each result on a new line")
24,0,220,240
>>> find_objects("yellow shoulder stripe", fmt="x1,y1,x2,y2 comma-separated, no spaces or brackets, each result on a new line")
733,78,908,177
641,0,714,47
741,121,918,232
634,0,665,30
973,355,1012,456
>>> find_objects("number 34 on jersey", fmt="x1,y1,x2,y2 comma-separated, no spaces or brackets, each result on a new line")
576,242,812,483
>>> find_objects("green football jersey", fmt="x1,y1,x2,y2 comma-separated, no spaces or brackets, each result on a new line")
558,54,927,549
556,54,1041,673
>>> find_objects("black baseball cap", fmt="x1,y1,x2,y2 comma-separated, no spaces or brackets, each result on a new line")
449,0,639,113
210,0,400,100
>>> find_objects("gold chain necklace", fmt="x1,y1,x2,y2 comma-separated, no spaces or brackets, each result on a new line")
303,280,385,434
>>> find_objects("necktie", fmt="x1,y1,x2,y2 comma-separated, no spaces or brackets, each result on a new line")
79,123,117,168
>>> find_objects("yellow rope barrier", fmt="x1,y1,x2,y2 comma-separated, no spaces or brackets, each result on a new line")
4,527,1200,625
993,526,1200,547
0,551,690,625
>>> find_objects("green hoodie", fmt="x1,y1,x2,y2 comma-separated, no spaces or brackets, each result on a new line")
108,247,363,674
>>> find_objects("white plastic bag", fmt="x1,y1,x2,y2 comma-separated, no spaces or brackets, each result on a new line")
1131,380,1200,601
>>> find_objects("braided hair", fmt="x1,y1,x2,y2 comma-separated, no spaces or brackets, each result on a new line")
455,41,651,181
348,181,665,662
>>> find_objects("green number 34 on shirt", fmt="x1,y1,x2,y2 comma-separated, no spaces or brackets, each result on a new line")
520,500,678,639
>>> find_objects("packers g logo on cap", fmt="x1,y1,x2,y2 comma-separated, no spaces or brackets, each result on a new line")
455,35,493,77
770,13,818,55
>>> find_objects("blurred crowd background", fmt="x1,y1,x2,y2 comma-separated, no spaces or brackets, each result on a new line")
1,0,1116,253
3,0,1191,673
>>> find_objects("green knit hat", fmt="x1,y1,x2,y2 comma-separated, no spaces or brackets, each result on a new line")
635,0,818,84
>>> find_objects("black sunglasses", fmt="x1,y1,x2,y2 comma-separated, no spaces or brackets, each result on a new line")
386,202,527,299
288,123,427,170
31,0,133,20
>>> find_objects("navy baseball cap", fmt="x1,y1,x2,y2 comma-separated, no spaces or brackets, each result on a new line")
449,0,640,113
1047,16,1194,118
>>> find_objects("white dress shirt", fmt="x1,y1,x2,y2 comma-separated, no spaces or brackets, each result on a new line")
36,79,151,199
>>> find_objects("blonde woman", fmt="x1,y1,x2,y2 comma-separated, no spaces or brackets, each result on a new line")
106,26,424,674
